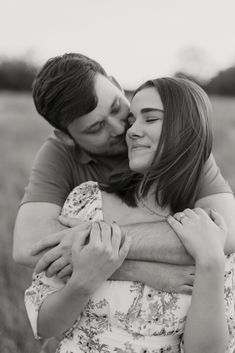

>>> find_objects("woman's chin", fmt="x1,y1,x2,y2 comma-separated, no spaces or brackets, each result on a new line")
128,161,146,174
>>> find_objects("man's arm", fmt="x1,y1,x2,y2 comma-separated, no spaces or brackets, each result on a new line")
121,193,235,263
13,201,195,296
111,260,194,294
121,221,193,264
14,191,235,269
13,202,64,267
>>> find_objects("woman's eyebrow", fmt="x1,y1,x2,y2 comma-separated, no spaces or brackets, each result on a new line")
141,108,164,113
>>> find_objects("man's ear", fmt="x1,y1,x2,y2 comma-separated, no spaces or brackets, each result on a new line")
54,129,75,146
109,76,125,94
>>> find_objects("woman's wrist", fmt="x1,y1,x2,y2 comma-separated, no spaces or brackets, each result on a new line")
67,274,94,296
195,251,225,273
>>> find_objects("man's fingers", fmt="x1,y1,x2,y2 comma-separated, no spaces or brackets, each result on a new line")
167,215,184,234
111,222,122,252
34,247,61,273
46,257,70,277
119,235,131,260
99,222,112,247
71,223,92,246
56,264,73,279
30,232,64,255
210,209,227,231
89,223,101,244
59,215,87,228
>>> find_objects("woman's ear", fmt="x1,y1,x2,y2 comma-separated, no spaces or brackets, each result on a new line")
54,129,75,146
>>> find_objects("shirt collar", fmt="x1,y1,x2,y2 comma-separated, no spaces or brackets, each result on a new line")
74,144,96,164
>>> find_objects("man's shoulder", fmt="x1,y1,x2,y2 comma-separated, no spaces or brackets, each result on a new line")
44,130,77,153
38,130,82,165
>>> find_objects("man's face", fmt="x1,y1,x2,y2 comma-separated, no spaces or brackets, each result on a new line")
67,74,130,157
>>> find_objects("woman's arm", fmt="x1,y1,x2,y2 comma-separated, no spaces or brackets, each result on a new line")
37,276,92,337
168,208,229,353
196,193,235,253
183,257,228,353
27,222,130,338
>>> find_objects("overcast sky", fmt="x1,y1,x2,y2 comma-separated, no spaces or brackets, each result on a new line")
1,0,235,88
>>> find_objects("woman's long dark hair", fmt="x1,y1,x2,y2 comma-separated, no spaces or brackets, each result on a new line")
107,77,213,213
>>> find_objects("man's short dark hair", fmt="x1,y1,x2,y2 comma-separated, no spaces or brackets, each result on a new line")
33,53,107,132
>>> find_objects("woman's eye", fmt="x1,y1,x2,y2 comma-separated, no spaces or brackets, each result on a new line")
146,117,160,123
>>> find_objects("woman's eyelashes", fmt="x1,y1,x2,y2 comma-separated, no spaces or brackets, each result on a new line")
127,115,161,126
145,117,161,122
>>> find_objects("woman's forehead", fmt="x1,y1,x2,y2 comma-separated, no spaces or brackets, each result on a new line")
130,87,164,112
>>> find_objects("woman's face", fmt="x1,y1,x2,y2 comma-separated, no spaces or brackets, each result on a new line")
126,87,164,174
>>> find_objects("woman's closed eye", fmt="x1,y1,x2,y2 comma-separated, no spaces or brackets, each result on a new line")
145,116,162,123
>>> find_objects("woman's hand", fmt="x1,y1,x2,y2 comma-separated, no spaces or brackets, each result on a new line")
69,221,131,294
167,208,227,264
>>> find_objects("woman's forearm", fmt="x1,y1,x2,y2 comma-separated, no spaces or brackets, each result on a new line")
38,277,91,338
183,255,228,353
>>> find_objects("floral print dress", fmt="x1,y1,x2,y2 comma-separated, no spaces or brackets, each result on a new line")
25,181,235,353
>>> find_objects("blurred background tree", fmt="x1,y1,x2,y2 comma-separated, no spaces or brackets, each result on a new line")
0,58,37,91
1,56,234,96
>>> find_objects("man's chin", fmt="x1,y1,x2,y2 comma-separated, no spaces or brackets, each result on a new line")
84,145,127,158
108,142,127,156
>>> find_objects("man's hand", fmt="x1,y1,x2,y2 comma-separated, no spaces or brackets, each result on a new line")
111,260,195,294
32,222,91,278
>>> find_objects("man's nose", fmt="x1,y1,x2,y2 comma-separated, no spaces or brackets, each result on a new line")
108,117,126,136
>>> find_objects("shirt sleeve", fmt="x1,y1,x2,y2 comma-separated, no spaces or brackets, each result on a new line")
197,154,233,200
21,136,75,207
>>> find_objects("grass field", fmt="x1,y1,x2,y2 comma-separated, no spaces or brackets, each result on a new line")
0,92,235,353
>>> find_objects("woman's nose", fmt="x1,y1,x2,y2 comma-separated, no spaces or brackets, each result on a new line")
126,121,144,139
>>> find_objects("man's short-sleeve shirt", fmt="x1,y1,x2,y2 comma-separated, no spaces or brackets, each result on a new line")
21,132,232,207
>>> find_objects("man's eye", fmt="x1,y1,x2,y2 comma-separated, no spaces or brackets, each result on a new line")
111,100,121,114
88,122,104,134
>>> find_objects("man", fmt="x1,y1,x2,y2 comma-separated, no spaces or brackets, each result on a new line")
13,53,235,351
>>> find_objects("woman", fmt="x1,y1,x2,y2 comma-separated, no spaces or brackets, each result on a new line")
25,77,235,353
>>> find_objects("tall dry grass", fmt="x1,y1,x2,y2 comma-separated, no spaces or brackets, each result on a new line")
0,92,234,353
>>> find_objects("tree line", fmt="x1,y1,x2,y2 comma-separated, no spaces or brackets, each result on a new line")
0,58,235,96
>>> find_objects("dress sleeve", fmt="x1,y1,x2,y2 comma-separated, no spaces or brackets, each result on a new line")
197,154,232,200
224,254,235,352
24,272,64,339
25,181,102,339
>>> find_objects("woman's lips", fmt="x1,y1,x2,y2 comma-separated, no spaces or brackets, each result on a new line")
131,144,150,151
